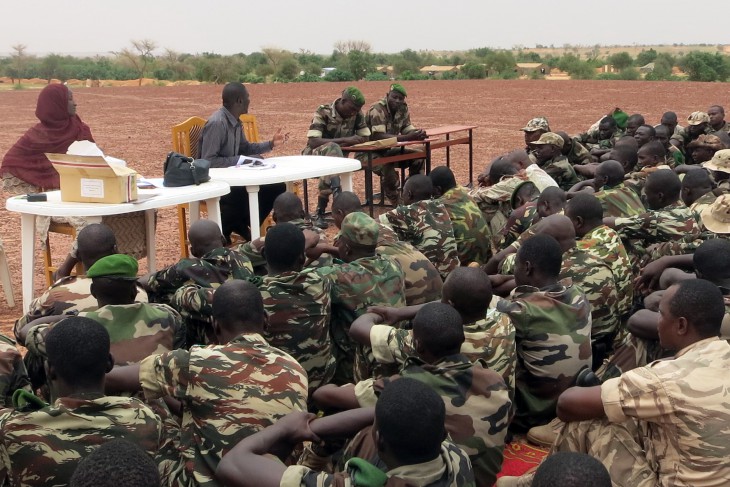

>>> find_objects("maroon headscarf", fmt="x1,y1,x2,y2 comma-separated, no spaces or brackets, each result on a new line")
0,84,94,189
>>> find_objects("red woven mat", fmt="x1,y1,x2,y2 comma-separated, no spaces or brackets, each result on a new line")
495,441,549,481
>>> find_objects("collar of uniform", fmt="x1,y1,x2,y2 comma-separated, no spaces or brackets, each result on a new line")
331,98,347,123
402,352,471,371
230,332,268,346
581,224,611,241
512,278,572,297
675,336,721,358
387,450,447,487
381,97,407,118
221,106,241,128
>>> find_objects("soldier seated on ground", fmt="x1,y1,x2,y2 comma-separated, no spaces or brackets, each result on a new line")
633,124,655,149
500,279,730,487
556,131,591,166
624,113,645,137
530,132,580,190
592,160,645,218
521,117,551,155
529,452,611,487
579,116,622,160
0,317,177,487
654,124,685,166
217,379,477,487
313,302,510,487
69,439,161,487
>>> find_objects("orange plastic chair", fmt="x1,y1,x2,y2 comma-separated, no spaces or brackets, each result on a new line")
173,117,207,258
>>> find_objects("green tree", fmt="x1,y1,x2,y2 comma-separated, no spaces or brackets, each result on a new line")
114,39,157,85
461,62,486,79
635,48,658,67
39,54,65,82
608,52,634,71
346,50,374,80
679,51,730,82
275,57,300,81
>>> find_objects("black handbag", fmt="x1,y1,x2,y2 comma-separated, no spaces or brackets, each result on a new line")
163,152,211,187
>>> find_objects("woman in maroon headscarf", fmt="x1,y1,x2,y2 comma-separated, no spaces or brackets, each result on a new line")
1,83,94,193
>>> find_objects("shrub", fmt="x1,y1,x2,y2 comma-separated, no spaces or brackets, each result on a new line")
364,71,388,81
294,73,321,83
324,69,355,82
399,70,429,80
240,73,265,84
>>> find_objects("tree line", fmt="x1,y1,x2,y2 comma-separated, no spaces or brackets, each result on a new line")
2,40,729,85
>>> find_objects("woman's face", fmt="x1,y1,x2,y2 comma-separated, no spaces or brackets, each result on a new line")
67,89,77,116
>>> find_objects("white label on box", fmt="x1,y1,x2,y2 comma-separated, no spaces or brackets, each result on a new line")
80,178,104,198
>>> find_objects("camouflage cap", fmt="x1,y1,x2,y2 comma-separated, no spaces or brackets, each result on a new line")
340,212,379,246
688,134,725,150
389,83,407,97
86,254,139,280
343,86,366,106
687,111,710,126
521,117,550,132
701,194,730,234
704,149,730,174
530,132,565,148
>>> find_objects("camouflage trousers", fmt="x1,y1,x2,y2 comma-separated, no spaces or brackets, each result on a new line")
514,418,657,487
355,148,425,204
597,333,665,382
303,142,346,203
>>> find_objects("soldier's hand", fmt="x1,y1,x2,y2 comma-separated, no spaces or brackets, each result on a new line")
408,130,427,141
278,412,321,444
347,136,368,146
367,306,402,324
636,258,669,294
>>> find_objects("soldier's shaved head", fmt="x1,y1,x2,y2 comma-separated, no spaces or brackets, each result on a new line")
212,281,265,336
272,192,304,223
644,170,681,209
188,220,225,258
429,166,457,196
442,267,493,323
626,114,645,136
70,439,160,487
614,135,639,151
403,175,433,204
488,157,518,183
694,239,730,282
264,223,305,273
533,452,611,487
681,168,713,206
77,223,117,270
536,187,566,217
565,193,604,238
46,316,112,389
595,160,626,187
516,234,563,285
412,302,464,358
533,214,576,253
609,145,638,173
331,192,363,228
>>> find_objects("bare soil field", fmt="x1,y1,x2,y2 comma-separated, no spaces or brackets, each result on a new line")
0,79,727,334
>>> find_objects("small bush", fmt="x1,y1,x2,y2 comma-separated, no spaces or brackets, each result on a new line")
294,73,321,83
240,73,265,84
12,83,25,90
364,72,388,81
324,69,355,82
618,68,641,80
399,70,429,80
440,71,459,80
596,72,620,80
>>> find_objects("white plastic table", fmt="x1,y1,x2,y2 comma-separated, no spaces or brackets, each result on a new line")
209,155,361,240
6,179,230,311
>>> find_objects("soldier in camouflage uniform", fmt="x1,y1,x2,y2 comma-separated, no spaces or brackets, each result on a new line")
380,175,459,279
302,87,371,227
556,131,591,165
356,83,427,205
655,124,686,167
106,280,308,487
331,192,443,305
497,235,592,432
217,379,476,487
593,160,645,218
259,223,335,394
521,117,550,157
0,334,30,407
430,166,492,264
315,303,510,487
0,317,178,487
671,111,713,164
530,132,580,191
315,212,407,384
577,116,624,159
501,279,730,487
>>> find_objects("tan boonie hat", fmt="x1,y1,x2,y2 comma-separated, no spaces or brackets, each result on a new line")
521,117,550,132
701,194,730,234
340,211,379,246
688,134,725,150
704,149,730,174
687,111,710,126
530,132,565,149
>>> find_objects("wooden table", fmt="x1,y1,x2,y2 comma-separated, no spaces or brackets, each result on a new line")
426,125,478,185
6,180,230,312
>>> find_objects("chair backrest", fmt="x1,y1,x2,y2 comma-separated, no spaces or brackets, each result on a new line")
171,116,207,159
240,114,261,143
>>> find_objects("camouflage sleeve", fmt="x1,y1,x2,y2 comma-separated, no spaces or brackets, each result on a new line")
0,336,31,407
354,112,371,137
235,242,266,269
615,213,656,241
366,104,388,134
170,285,214,320
139,349,192,402
145,265,185,298
353,378,378,407
601,368,672,423
157,304,187,351
399,109,416,134
379,209,413,241
369,324,414,364
307,106,328,139
281,465,352,487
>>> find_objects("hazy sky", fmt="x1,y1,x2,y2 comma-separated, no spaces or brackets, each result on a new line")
3,0,726,56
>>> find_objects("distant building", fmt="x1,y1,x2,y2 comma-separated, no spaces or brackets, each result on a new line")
639,62,655,74
376,65,395,78
515,62,547,76
418,65,461,78
320,67,336,78
595,64,617,74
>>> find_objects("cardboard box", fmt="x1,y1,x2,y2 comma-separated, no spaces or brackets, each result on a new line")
46,153,138,203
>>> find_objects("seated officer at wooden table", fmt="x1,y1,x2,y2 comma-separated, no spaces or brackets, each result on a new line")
199,82,288,243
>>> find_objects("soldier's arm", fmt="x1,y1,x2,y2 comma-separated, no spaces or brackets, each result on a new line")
556,385,605,421
627,310,659,340
16,316,63,346
311,384,360,411
349,312,383,345
105,363,142,395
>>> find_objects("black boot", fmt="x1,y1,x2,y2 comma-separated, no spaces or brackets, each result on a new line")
313,196,329,229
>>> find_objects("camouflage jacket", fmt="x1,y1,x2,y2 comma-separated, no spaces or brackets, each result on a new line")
368,305,517,392
578,128,623,150
140,333,308,487
577,225,634,317
539,154,580,191
439,186,492,264
366,98,417,136
380,199,460,279
286,428,475,487
497,280,592,430
260,269,335,391
0,335,30,408
316,255,406,383
561,247,620,341
499,203,539,249
566,138,592,165
144,247,254,304
302,98,370,153
595,183,645,218
0,395,177,487
14,275,149,340
601,337,730,486
376,240,443,306
354,354,511,487
469,175,526,238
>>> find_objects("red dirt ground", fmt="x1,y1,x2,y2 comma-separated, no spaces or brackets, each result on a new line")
0,79,727,334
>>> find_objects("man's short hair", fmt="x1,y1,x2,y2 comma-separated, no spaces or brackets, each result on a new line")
661,111,678,124
429,166,457,193
70,439,159,487
640,140,667,159
272,192,304,222
596,160,626,185
600,116,617,129
566,193,604,223
694,239,730,281
518,234,562,279
537,187,566,207
77,224,116,264
489,157,517,182
533,452,611,487
332,191,362,214
412,302,464,356
212,280,264,327
443,267,493,318
376,378,445,464
682,168,713,190
637,124,656,137
611,145,638,169
646,169,681,202
46,316,110,386
627,114,645,126
404,174,434,200
263,223,304,270
222,82,247,107
669,279,725,337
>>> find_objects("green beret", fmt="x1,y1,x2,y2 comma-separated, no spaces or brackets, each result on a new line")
86,254,139,280
611,108,628,129
344,86,365,107
389,83,407,97
340,212,379,246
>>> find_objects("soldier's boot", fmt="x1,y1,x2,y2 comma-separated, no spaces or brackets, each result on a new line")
314,195,330,229
330,176,342,199
576,366,602,387
526,417,564,448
